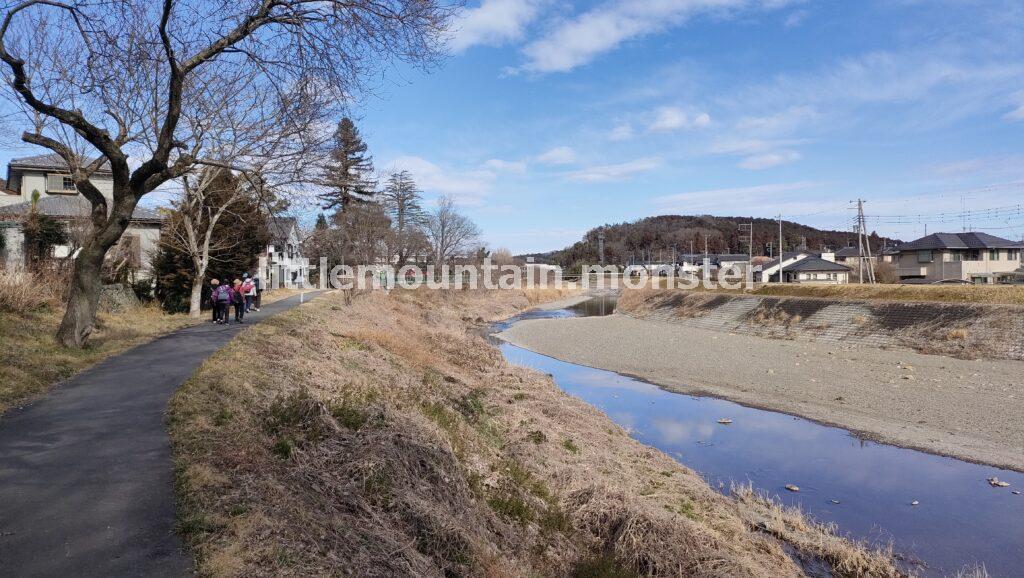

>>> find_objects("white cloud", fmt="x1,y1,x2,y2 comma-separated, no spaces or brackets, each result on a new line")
450,0,542,52
738,150,801,169
387,155,492,205
536,146,576,165
1004,93,1024,121
482,158,527,173
735,105,818,134
519,0,799,73
567,157,660,182
608,123,634,141
784,9,809,28
653,180,826,213
648,106,711,132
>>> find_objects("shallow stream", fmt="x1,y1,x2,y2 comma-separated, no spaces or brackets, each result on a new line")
493,296,1024,577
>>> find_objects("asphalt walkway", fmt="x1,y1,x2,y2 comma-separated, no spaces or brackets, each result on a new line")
0,291,321,576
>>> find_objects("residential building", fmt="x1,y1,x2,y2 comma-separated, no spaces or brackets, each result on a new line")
758,251,850,284
892,232,1024,284
260,217,309,287
0,154,164,275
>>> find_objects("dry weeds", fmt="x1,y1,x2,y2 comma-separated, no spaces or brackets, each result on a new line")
0,269,63,312
170,288,906,577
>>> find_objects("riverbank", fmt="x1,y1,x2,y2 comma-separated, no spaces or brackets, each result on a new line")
170,288,902,577
497,313,1024,472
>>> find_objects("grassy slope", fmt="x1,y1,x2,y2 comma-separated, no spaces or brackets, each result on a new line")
170,288,903,577
0,306,196,414
643,282,1024,306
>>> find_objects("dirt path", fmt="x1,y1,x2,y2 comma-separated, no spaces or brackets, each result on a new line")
498,313,1024,472
0,291,322,576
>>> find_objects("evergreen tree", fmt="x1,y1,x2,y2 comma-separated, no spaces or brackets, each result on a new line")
318,118,376,212
315,213,328,230
381,170,428,267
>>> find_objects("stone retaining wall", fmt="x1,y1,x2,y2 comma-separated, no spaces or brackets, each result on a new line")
621,291,1024,361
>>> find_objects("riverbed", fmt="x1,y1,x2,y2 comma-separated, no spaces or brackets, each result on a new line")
493,298,1024,577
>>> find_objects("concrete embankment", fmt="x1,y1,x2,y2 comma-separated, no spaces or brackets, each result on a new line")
498,290,1024,471
620,289,1024,361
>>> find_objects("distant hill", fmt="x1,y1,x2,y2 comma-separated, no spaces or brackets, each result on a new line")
530,215,899,269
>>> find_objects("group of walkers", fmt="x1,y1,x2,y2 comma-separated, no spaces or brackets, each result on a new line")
209,273,263,324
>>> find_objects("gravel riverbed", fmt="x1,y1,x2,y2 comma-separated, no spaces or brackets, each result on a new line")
498,313,1024,471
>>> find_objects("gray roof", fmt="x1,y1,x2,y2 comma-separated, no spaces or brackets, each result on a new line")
784,256,852,272
834,246,862,257
896,232,1024,251
267,216,298,246
0,195,163,222
9,153,111,173
761,250,818,270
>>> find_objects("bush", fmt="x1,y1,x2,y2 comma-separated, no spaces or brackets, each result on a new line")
0,270,60,312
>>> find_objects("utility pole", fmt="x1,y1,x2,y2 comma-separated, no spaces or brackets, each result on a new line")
738,222,753,279
778,214,784,283
852,199,876,284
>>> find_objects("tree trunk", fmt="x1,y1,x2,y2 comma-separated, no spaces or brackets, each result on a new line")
188,281,203,318
55,243,106,348
55,189,138,348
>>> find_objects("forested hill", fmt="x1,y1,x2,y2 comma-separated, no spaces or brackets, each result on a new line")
533,215,898,269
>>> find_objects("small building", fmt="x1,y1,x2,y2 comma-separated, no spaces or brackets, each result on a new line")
260,217,309,287
0,154,164,276
893,232,1024,284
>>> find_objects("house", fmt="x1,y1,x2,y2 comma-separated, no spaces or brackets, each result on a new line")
260,217,309,288
892,232,1024,284
0,154,164,275
758,251,850,284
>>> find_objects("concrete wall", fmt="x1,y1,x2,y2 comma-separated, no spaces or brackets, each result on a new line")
0,226,24,269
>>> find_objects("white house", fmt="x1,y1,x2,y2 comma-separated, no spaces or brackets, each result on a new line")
758,251,851,284
0,154,164,275
260,216,309,288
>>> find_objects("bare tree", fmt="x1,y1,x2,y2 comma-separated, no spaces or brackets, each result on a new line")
162,169,249,316
0,0,451,347
425,195,480,268
380,169,427,267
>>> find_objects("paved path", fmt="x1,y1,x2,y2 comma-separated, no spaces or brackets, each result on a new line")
0,291,322,577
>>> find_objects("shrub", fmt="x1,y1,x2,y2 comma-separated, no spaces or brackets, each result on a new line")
0,270,60,312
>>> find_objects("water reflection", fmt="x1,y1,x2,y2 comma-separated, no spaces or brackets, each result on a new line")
495,302,1024,578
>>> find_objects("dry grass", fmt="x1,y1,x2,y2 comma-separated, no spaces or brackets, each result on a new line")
0,269,63,312
753,283,1024,306
170,288,905,577
619,280,1024,307
0,298,196,414
731,484,903,578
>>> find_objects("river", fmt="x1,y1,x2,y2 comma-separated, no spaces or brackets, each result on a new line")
493,297,1024,577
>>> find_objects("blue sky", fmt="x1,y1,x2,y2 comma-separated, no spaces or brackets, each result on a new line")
1,1,1021,254
356,0,1024,253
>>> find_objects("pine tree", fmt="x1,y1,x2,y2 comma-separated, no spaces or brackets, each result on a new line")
318,118,376,212
315,213,328,230
381,170,428,267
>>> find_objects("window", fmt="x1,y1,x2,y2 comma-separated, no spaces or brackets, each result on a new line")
45,174,76,194
952,250,981,262
1008,249,1020,261
917,250,933,263
988,249,1000,260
